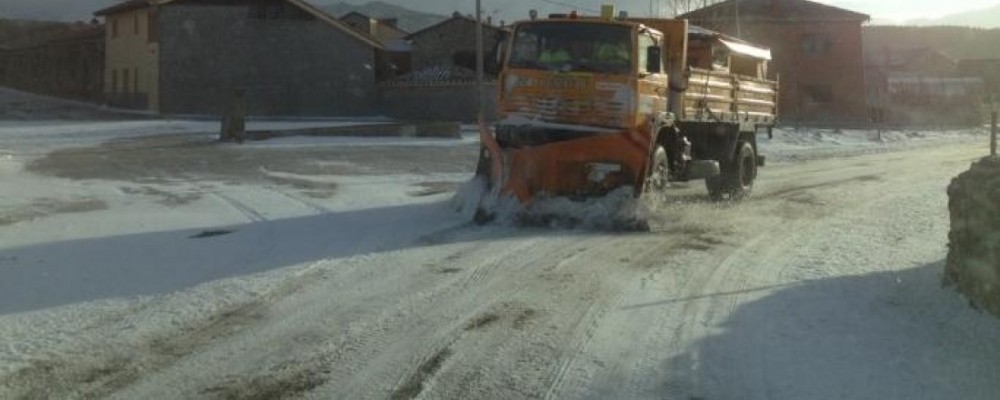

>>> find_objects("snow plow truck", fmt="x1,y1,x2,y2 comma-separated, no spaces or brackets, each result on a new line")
474,9,778,223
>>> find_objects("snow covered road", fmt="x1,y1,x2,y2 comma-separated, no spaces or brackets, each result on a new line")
1,125,999,399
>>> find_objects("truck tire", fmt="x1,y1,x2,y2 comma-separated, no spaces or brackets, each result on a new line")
707,141,756,201
647,146,670,193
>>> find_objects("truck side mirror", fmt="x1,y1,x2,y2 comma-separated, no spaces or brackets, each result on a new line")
646,46,662,74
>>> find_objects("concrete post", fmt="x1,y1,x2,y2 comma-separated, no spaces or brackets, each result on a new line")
220,88,247,143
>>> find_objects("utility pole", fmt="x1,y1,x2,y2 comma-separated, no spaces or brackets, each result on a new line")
476,0,485,122
735,0,741,37
991,96,997,157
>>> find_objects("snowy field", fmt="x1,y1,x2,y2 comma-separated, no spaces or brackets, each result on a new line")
1,89,998,399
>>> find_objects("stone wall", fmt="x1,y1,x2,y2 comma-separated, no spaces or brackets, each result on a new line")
158,2,378,116
379,82,497,122
946,156,1000,317
0,29,104,102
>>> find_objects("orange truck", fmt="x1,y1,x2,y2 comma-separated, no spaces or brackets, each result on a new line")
475,9,778,222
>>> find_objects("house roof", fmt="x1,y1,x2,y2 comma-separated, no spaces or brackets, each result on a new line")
339,11,410,36
681,0,869,22
406,15,503,40
689,24,771,60
94,0,384,49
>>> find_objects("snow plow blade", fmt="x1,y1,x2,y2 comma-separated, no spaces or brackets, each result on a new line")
474,120,652,226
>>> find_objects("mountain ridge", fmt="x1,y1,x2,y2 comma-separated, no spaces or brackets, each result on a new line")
905,5,1000,28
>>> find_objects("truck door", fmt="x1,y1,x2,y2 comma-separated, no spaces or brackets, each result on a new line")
637,31,669,127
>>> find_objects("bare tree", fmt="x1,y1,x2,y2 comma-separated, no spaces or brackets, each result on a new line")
664,0,728,16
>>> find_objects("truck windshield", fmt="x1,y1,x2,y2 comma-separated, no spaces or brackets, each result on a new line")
508,23,632,74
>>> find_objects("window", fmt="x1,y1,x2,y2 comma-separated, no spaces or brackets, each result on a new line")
134,67,140,93
111,18,119,38
147,11,158,43
134,14,140,35
508,23,632,74
123,68,130,94
712,46,730,70
111,69,118,93
803,84,833,104
801,34,832,56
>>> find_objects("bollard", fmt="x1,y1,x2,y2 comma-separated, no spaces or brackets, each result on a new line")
220,88,247,143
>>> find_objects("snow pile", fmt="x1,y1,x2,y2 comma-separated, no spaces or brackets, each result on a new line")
946,156,1000,317
760,127,986,161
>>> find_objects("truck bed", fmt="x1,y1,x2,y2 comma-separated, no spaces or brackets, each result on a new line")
682,68,778,126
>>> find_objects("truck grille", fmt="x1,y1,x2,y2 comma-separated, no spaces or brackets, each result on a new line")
503,94,627,128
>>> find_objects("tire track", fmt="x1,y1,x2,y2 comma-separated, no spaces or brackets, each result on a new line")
211,192,268,223
660,144,982,399
269,188,330,214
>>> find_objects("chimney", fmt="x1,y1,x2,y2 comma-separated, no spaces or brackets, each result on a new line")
453,11,462,18
487,16,493,26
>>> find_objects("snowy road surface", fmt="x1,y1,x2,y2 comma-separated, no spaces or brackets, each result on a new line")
1,121,999,399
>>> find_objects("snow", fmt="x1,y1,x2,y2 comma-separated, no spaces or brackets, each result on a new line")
759,126,988,162
0,191,463,315
0,91,998,398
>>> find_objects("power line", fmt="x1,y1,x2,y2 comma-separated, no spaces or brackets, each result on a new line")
535,0,600,13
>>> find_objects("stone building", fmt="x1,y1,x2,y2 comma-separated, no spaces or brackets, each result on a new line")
340,11,412,78
682,0,870,127
340,11,407,43
94,0,385,116
959,59,1000,102
864,47,982,126
406,13,505,72
0,25,104,101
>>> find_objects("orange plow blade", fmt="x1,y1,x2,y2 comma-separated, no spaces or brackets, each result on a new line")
475,120,653,222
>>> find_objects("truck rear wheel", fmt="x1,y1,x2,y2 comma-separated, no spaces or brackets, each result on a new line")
707,141,756,201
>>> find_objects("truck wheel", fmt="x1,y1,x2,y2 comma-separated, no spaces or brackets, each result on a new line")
707,141,756,201
647,146,670,193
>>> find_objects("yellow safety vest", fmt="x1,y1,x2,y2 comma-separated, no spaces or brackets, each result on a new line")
596,43,629,63
539,49,571,64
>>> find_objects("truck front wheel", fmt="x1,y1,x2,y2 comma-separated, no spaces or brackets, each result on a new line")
707,141,756,201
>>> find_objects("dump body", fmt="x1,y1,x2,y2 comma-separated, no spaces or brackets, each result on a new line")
478,16,777,206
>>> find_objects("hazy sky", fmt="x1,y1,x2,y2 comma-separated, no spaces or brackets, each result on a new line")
823,0,1000,22
338,0,1000,23
2,0,999,24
